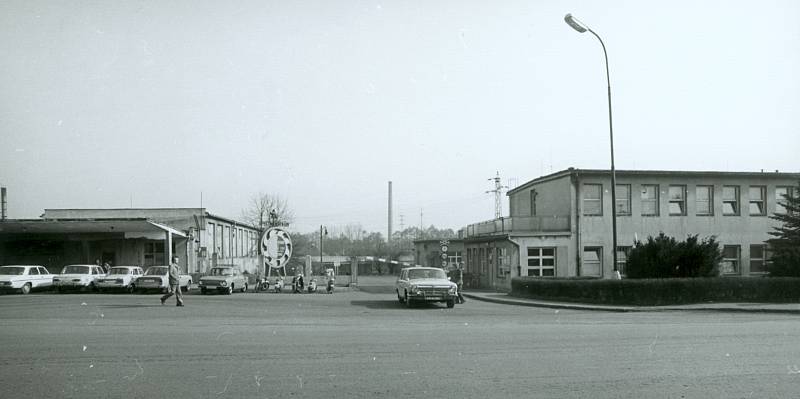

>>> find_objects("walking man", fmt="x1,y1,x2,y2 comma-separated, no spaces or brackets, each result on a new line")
455,263,466,304
160,255,184,307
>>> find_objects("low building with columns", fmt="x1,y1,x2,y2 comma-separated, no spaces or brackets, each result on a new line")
0,208,260,276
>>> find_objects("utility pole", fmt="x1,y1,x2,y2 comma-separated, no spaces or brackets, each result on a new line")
486,171,508,219
388,181,393,243
320,225,327,273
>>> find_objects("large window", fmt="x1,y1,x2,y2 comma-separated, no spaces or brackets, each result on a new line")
615,184,631,216
641,184,659,216
776,186,796,214
448,252,462,266
723,186,740,216
582,247,602,277
721,245,740,275
749,244,767,274
668,185,687,216
526,248,555,277
497,248,510,278
583,184,602,216
696,185,713,216
749,186,766,216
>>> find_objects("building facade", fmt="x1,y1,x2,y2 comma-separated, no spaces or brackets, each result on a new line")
463,168,799,290
0,208,261,275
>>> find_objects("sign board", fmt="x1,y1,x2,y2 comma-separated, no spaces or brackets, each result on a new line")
261,228,293,269
441,245,448,253
440,253,448,260
441,260,448,267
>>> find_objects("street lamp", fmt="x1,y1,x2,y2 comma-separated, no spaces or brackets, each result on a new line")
564,13,620,278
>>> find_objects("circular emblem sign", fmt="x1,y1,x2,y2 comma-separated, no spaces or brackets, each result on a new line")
261,228,293,269
441,245,449,253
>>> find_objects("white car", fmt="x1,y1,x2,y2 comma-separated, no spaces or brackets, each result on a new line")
136,266,192,293
96,266,144,293
396,267,458,308
53,264,106,292
0,265,54,294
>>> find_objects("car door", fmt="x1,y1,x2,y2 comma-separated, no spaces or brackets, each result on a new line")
27,266,39,287
397,270,408,293
38,267,53,287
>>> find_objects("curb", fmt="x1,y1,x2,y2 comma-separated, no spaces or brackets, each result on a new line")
462,293,800,314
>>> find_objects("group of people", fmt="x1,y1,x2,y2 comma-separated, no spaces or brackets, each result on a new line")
255,273,332,294
94,259,112,273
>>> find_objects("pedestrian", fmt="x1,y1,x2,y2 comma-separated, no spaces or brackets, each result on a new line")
103,261,111,274
160,255,184,307
455,264,466,304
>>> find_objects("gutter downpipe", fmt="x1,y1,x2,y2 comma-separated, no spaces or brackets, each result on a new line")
572,171,581,277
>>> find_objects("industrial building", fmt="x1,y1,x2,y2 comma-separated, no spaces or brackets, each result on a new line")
462,168,799,290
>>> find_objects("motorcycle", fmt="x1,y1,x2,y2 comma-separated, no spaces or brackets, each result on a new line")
255,277,270,292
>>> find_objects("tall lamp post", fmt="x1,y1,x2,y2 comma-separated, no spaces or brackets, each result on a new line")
564,13,620,278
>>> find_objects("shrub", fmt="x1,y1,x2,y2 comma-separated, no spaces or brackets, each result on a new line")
626,233,721,278
767,180,800,276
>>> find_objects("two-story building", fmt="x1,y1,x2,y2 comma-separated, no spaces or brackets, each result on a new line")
463,168,799,290
0,208,261,275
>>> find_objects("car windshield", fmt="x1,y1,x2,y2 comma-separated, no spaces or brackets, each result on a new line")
408,269,446,280
109,268,130,275
0,267,26,275
145,267,167,276
62,265,90,274
210,268,233,276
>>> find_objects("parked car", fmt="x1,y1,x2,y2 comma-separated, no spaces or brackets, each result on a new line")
136,266,192,293
53,264,106,292
0,265,54,294
95,266,144,293
396,267,458,308
198,266,247,295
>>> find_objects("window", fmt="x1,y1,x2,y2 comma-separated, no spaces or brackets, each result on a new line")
615,184,631,216
29,267,39,275
776,187,796,214
530,190,538,216
144,242,165,266
721,245,740,274
526,247,555,277
750,245,767,274
582,247,602,277
695,185,713,216
641,184,659,216
723,186,740,215
497,248,509,277
749,186,766,216
583,184,602,216
668,185,687,216
616,246,631,276
448,251,462,266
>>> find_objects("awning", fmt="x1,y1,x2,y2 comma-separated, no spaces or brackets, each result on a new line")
0,218,187,238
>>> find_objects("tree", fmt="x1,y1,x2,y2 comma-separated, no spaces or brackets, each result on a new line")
240,192,294,232
767,181,800,276
626,233,721,278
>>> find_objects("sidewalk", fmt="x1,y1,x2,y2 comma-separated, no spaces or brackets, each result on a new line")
463,291,800,314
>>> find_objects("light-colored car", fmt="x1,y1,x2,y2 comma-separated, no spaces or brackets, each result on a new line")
396,267,458,308
198,266,248,295
0,265,54,294
95,266,144,293
136,266,192,293
53,264,106,292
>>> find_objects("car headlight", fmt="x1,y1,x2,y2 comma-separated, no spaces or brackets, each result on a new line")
449,286,457,293
220,281,227,287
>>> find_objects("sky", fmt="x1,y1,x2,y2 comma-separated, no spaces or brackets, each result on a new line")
1,0,798,235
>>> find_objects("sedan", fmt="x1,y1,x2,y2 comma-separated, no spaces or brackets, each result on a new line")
0,265,54,294
95,266,144,293
53,264,106,292
198,267,247,295
136,266,193,293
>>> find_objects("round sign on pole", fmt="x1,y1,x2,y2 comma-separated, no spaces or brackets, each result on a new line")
261,228,293,269
441,260,448,267
441,245,448,253
440,253,448,260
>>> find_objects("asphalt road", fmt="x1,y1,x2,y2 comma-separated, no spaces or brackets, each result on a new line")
1,287,799,398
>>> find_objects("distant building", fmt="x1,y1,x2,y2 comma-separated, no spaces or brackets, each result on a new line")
463,168,799,290
0,208,260,275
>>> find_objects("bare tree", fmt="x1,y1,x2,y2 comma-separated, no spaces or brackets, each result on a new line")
240,192,294,232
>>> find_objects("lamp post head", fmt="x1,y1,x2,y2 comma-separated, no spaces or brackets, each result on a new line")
564,13,588,33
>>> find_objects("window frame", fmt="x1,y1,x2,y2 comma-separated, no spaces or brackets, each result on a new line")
668,185,687,216
616,246,631,276
749,186,767,216
722,186,740,216
525,247,556,277
583,184,603,216
640,184,660,216
775,186,795,214
721,245,741,275
615,184,631,216
695,185,714,216
581,246,602,277
749,244,767,274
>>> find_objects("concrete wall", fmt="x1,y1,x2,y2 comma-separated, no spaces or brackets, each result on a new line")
509,175,572,218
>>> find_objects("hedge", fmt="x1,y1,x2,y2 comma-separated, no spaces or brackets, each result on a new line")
511,277,800,306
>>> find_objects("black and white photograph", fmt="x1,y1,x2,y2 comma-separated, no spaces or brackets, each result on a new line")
1,1,799,398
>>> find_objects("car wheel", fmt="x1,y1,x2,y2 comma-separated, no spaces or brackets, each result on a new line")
404,292,413,308
226,286,233,295
446,299,455,308
21,283,32,295
397,290,405,303
200,287,207,295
